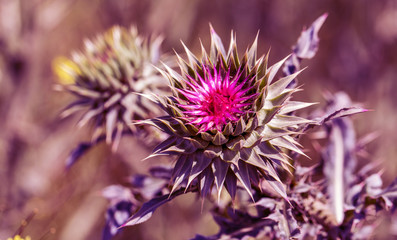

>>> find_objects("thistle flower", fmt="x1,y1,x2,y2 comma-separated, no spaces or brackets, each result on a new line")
54,26,170,150
143,26,315,200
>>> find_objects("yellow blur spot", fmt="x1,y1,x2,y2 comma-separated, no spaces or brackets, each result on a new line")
52,56,81,85
6,235,31,240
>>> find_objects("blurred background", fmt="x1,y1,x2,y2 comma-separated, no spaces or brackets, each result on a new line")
1,0,396,239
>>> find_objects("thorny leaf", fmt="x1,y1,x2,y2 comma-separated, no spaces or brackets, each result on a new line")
122,188,187,227
294,13,328,59
102,185,135,240
65,142,92,169
283,13,328,87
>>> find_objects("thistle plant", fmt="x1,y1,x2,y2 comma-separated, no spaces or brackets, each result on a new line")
54,26,170,153
141,26,315,201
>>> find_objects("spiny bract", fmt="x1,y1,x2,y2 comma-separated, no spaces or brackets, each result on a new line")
54,26,170,150
144,26,315,200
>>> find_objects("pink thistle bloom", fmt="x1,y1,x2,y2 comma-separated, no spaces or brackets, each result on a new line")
178,65,257,132
143,26,314,201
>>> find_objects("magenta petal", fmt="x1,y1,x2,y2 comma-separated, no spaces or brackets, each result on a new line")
177,64,257,132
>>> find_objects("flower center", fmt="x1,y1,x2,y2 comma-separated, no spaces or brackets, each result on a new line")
178,66,256,132
205,93,232,118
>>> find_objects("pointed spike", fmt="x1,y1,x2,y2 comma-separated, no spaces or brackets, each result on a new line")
170,156,193,195
279,101,318,114
267,54,291,85
105,108,118,144
212,131,228,145
186,152,212,189
259,125,300,142
270,136,308,158
209,24,226,60
232,162,254,201
212,158,229,202
232,118,246,136
77,106,103,128
181,41,200,68
267,68,304,99
199,167,215,198
247,31,259,67
271,114,316,128
224,171,237,201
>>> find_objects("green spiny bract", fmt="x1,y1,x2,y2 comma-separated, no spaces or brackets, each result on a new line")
143,26,315,200
55,26,171,150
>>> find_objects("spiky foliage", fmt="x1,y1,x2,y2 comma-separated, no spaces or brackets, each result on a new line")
143,26,315,200
54,26,170,150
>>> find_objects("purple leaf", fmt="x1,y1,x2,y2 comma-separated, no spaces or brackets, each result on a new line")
199,167,215,198
149,165,173,180
224,171,237,201
320,107,369,125
379,177,397,199
102,185,135,240
65,142,92,169
122,188,186,227
212,157,229,197
293,13,328,59
282,13,327,87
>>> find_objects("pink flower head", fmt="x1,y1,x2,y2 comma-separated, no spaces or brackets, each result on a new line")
178,65,257,132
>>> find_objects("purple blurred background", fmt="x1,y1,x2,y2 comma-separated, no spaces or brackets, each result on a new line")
1,0,396,239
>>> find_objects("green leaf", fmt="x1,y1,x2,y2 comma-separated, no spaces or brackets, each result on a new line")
245,115,258,132
257,106,282,126
271,115,315,128
267,70,303,99
243,131,262,148
256,51,269,83
270,136,307,158
267,55,290,85
204,145,222,158
212,132,228,145
210,24,226,60
245,149,271,172
232,118,246,136
225,135,245,151
247,33,258,67
181,41,201,69
279,101,317,115
201,132,214,142
190,137,209,149
240,147,253,161
220,147,240,163
256,142,292,167
259,125,298,142
264,89,295,109
222,122,234,136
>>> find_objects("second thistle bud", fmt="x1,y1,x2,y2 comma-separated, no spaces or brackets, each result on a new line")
54,26,171,150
